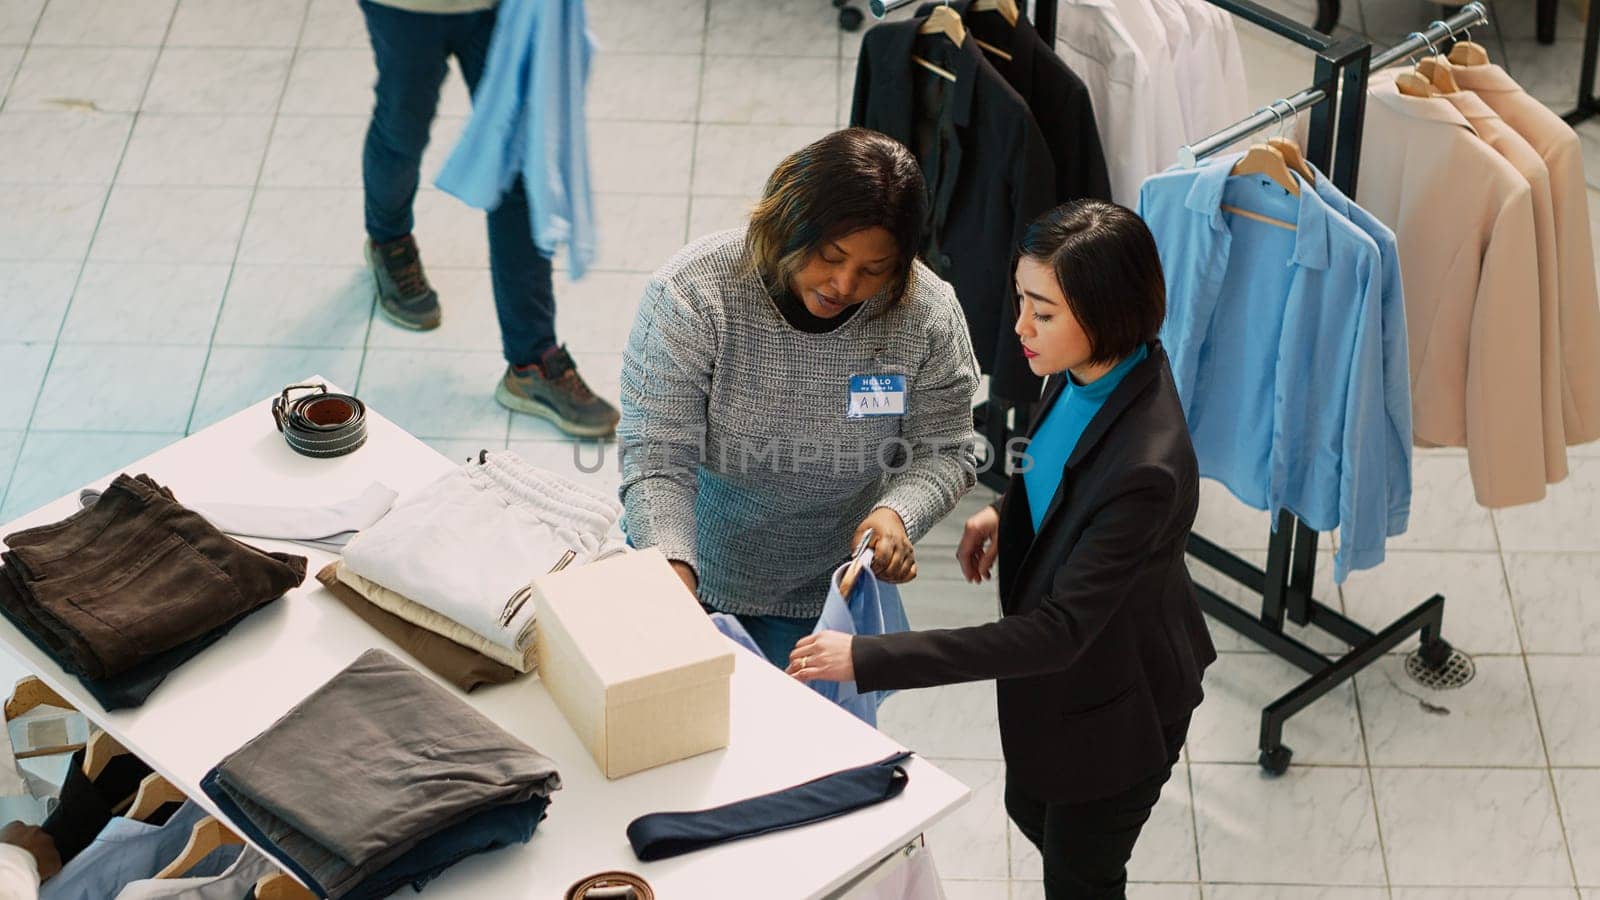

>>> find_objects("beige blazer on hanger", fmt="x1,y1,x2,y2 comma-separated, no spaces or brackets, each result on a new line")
1452,62,1600,447
1440,88,1568,485
1356,70,1546,507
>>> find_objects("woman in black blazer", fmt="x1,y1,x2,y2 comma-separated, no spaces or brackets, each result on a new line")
791,201,1215,900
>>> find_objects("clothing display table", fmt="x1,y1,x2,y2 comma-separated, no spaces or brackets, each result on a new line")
0,381,969,899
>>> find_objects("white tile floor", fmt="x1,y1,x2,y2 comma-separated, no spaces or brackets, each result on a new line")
0,0,1598,897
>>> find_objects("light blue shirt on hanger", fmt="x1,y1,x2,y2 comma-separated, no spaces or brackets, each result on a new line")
1137,154,1401,582
1307,163,1413,538
42,801,240,900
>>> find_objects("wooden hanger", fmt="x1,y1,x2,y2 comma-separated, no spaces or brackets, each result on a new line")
973,37,1013,60
911,55,957,82
918,4,967,46
1230,143,1300,196
1415,56,1459,93
971,0,1019,25
1263,101,1312,183
912,3,965,81
154,816,243,880
255,873,318,900
5,676,85,760
1397,33,1443,97
82,729,129,781
128,773,187,822
970,0,1019,58
1449,38,1490,66
1222,144,1298,231
838,528,875,601
1267,138,1313,182
5,676,73,720
1394,68,1437,97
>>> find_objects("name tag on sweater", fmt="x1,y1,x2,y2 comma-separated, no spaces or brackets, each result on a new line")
846,374,906,418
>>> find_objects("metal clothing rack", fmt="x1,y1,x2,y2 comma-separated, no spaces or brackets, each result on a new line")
1171,3,1486,773
868,0,1479,772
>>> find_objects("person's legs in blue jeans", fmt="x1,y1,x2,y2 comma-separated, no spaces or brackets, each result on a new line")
360,0,451,243
485,177,558,365
360,0,456,331
450,14,556,368
449,12,619,436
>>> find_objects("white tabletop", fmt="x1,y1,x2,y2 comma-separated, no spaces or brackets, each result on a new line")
0,383,968,899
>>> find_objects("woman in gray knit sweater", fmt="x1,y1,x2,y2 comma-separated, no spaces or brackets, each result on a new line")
618,128,982,668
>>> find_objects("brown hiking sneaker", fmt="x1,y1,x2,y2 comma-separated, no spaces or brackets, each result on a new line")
495,345,621,438
365,234,441,331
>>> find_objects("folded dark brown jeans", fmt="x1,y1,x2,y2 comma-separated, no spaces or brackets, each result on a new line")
314,563,518,692
0,473,306,680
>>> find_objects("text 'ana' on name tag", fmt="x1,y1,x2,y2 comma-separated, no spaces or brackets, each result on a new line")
846,374,907,418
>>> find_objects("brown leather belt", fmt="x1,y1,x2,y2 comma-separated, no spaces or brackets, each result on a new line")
564,871,654,900
271,383,368,459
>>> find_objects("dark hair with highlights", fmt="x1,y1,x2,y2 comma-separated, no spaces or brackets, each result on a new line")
745,128,928,305
1017,200,1166,366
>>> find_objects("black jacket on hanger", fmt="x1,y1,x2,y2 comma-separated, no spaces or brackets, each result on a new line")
917,0,1111,204
853,345,1216,804
851,16,1055,403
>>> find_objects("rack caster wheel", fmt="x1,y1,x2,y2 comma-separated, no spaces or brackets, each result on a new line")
1259,746,1293,775
839,6,865,30
1419,638,1453,670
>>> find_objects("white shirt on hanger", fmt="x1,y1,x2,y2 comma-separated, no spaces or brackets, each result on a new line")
1144,0,1202,139
1054,0,1184,205
1109,0,1189,173
1170,0,1250,140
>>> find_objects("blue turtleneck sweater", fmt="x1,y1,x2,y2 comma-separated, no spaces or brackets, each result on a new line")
1024,344,1149,533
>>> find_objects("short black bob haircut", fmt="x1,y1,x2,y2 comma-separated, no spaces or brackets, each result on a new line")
1016,200,1167,367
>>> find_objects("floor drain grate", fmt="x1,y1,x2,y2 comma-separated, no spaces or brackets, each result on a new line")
1405,647,1476,690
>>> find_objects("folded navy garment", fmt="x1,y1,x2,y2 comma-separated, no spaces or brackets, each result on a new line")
625,750,913,861
201,772,551,900
201,650,560,898
345,795,549,900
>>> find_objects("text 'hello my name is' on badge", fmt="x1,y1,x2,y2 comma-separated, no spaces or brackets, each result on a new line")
846,374,907,418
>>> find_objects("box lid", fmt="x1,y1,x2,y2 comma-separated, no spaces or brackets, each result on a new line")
534,548,735,704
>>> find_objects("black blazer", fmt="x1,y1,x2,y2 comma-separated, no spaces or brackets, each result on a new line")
854,344,1216,804
850,15,1055,403
916,0,1111,205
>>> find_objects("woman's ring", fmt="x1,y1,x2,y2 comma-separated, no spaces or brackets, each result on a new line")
800,655,809,670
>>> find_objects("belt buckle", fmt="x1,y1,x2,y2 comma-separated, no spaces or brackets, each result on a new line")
272,382,328,433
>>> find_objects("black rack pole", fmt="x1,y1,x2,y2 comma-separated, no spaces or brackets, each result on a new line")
1567,1,1600,125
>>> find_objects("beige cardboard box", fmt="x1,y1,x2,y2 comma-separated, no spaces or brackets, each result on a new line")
534,547,735,778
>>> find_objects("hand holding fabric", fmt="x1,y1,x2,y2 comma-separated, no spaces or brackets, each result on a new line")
956,504,1000,583
856,507,915,583
787,630,855,683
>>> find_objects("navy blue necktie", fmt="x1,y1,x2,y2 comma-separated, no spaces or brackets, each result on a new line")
626,751,914,861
